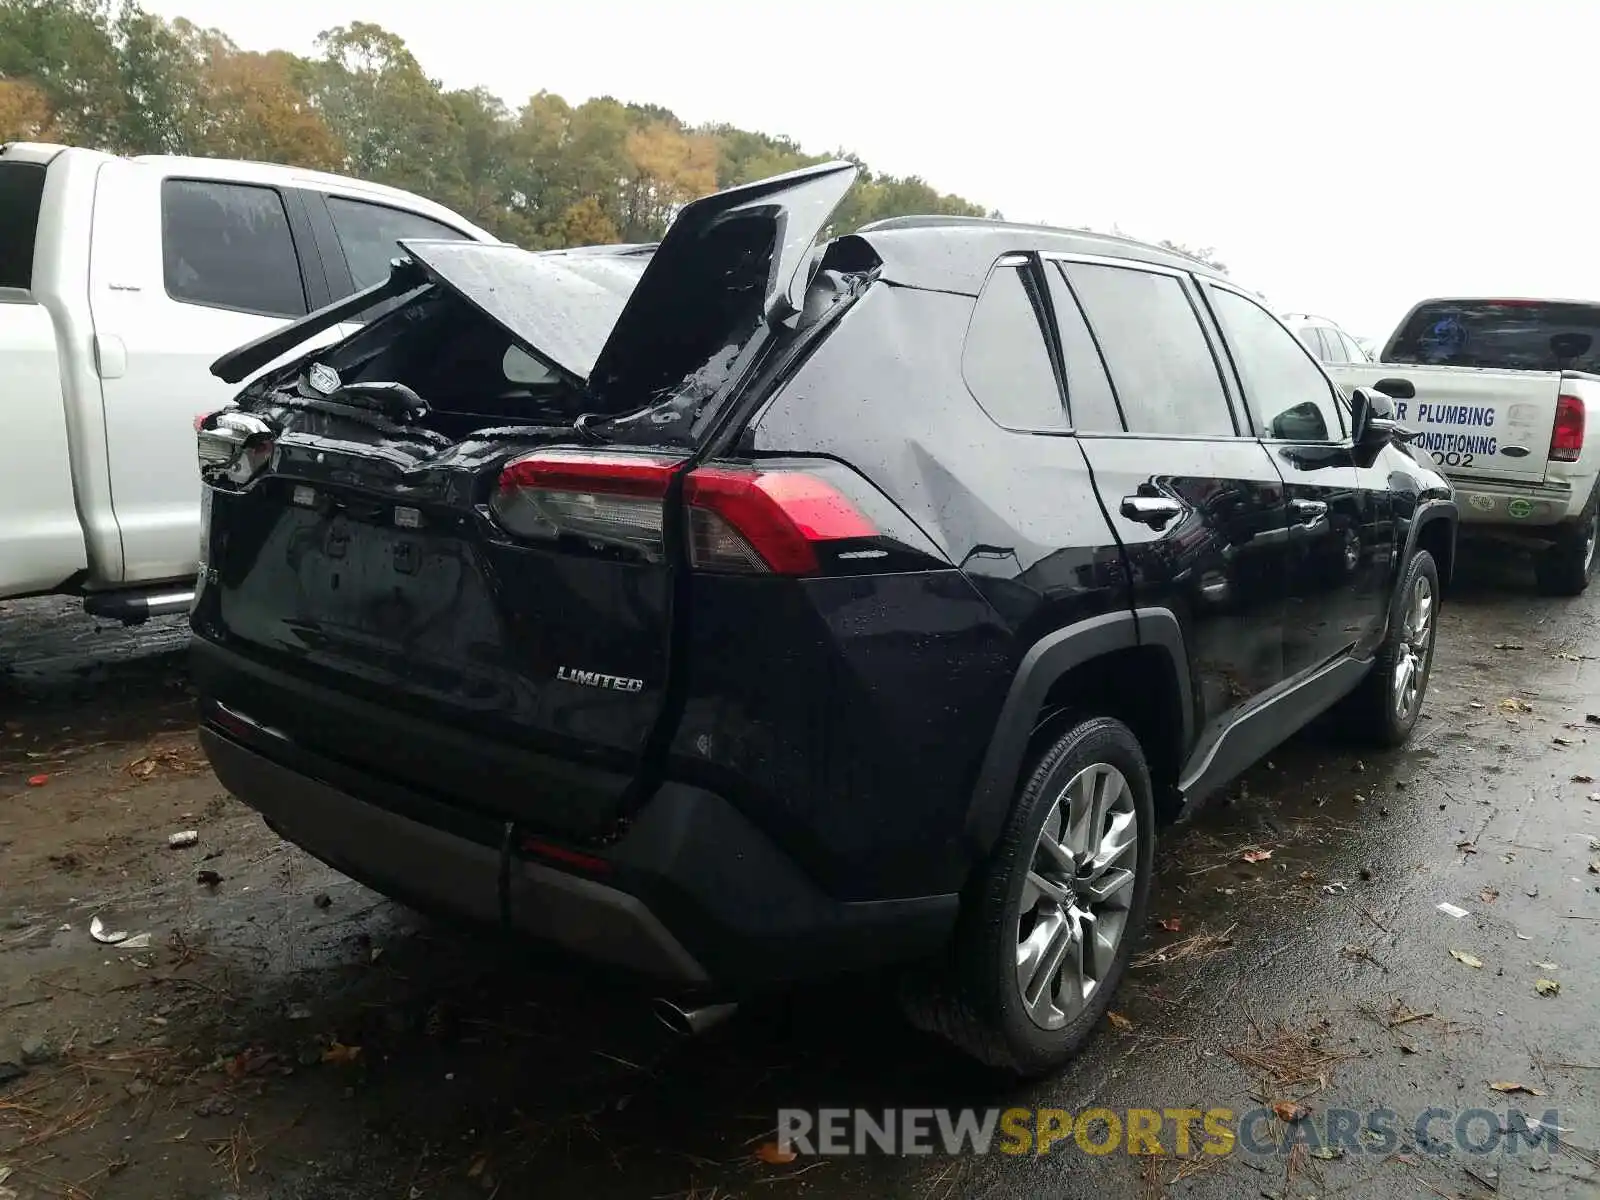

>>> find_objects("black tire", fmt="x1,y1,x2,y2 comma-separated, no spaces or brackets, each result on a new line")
1336,549,1440,748
1535,490,1600,596
900,716,1155,1078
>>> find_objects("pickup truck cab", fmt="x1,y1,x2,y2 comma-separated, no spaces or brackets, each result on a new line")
0,141,495,621
1328,297,1600,594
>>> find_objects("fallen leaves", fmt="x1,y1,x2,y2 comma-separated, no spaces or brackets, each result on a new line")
756,1141,799,1165
1479,887,1499,904
1158,917,1182,933
1536,979,1561,998
25,774,48,787
320,1043,361,1066
1489,1081,1545,1096
1272,1100,1311,1123
1499,697,1534,714
1241,848,1273,864
1450,949,1484,969
1107,1011,1134,1032
125,737,207,780
1573,774,1594,784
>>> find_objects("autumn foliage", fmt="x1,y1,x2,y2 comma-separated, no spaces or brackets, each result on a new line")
0,0,994,247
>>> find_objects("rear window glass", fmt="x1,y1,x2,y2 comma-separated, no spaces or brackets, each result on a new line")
1387,300,1600,373
0,161,46,289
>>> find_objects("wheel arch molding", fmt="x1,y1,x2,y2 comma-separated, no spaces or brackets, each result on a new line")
962,608,1194,859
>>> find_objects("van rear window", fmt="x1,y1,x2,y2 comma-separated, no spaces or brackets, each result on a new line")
0,161,47,289
1386,299,1600,373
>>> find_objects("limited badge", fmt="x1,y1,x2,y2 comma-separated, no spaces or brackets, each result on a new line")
307,362,341,395
1507,498,1534,519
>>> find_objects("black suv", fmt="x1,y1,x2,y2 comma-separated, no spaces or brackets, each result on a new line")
192,162,1456,1076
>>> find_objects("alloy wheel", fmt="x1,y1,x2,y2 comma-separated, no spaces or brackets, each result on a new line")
1014,763,1138,1030
1392,573,1435,722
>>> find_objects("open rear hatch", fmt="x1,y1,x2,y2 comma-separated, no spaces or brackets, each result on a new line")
195,163,858,840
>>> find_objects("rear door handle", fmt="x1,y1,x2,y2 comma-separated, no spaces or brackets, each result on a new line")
1120,496,1184,528
1290,499,1328,522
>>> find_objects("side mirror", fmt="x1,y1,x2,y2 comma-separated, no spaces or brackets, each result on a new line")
1349,386,1397,446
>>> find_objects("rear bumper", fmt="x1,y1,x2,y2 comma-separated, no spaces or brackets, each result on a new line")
196,670,958,990
1451,473,1589,529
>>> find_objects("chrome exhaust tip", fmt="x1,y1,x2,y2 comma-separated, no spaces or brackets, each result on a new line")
653,997,739,1037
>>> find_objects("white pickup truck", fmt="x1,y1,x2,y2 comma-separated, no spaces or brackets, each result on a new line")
1,141,495,621
1328,297,1600,594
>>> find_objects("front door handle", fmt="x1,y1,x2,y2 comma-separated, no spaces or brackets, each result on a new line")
1121,496,1184,529
1290,498,1328,523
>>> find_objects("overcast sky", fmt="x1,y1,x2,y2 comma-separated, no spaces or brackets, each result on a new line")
147,0,1595,340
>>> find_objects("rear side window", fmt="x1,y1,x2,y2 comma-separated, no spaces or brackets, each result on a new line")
327,196,469,291
961,262,1067,431
1045,263,1122,430
161,180,306,318
1065,263,1234,437
0,161,46,289
1387,299,1600,372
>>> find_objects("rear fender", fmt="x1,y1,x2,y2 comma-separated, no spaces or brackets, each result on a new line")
962,608,1194,856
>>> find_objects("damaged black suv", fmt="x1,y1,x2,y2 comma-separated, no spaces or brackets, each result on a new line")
192,162,1456,1076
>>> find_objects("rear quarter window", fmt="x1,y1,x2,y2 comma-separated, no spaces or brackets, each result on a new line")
0,161,46,289
961,262,1067,432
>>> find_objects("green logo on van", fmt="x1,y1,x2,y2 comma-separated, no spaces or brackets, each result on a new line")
1507,499,1534,519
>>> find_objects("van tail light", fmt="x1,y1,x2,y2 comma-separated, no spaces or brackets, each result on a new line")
491,451,882,575
196,408,278,485
1551,393,1586,462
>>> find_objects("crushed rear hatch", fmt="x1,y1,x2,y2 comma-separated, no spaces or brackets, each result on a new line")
194,162,859,839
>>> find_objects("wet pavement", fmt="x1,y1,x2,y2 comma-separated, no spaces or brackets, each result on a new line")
0,560,1597,1200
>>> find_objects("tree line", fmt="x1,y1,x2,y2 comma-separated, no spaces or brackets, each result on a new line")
0,0,1003,248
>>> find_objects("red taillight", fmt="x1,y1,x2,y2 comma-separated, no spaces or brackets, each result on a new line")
491,451,878,575
492,451,681,562
685,467,876,574
1551,393,1586,462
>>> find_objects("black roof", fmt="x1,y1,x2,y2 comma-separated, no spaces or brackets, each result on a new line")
848,215,1226,296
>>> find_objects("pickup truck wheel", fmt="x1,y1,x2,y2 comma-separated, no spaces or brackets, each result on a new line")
1534,499,1599,596
1336,549,1440,748
899,716,1154,1077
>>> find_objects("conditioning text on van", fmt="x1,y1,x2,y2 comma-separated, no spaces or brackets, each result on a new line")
555,666,645,693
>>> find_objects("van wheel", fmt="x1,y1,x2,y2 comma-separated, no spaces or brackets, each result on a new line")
1337,550,1439,748
901,716,1155,1077
1535,497,1600,596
